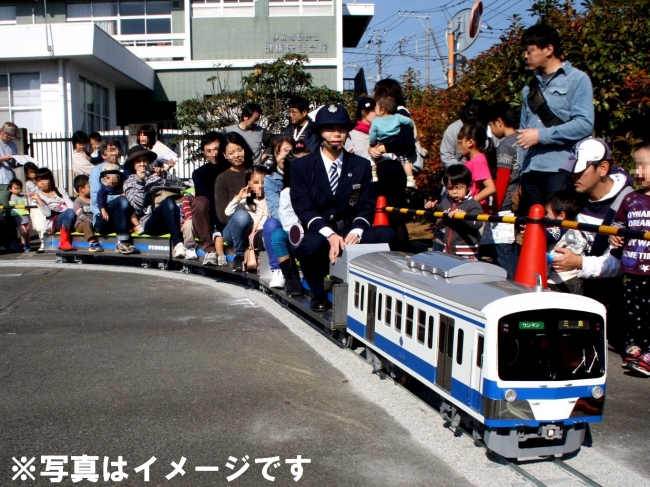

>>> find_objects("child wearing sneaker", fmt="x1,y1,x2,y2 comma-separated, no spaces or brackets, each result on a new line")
72,175,103,252
179,193,198,260
610,142,650,376
369,95,417,188
8,179,31,252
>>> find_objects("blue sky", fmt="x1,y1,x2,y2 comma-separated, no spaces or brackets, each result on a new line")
344,0,538,89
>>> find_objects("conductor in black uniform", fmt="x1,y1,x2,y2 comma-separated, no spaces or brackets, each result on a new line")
291,103,396,311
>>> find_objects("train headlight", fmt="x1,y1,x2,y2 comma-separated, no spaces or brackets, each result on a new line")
591,386,604,399
504,389,517,403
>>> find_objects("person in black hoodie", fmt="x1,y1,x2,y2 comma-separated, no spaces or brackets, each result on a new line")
424,165,483,259
551,137,633,350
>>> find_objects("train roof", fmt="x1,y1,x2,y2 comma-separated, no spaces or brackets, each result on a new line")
349,251,534,314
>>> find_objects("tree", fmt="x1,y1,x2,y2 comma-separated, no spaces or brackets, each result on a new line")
175,54,348,163
408,0,650,195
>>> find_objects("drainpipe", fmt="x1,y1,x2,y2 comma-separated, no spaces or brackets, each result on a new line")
59,58,69,190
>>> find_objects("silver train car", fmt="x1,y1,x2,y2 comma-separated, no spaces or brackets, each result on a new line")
46,234,607,459
344,250,607,459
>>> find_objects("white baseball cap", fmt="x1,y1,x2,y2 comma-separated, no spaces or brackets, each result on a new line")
560,137,612,173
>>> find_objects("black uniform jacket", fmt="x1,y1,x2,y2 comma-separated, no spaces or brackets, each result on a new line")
290,149,375,234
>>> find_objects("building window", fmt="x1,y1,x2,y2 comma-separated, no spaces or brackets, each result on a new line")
66,1,172,37
0,73,42,133
79,77,109,133
0,6,17,25
269,0,333,17
191,0,254,18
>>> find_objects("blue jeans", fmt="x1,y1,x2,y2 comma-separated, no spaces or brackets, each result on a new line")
54,209,76,231
93,196,132,241
262,218,283,270
143,197,183,245
496,242,519,280
222,210,253,256
271,227,296,260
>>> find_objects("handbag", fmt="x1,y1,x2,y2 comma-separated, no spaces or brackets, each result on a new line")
148,186,185,210
242,201,267,272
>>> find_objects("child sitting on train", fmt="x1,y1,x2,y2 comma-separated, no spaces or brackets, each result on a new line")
424,165,483,259
98,163,141,233
545,190,589,295
179,192,198,260
9,178,31,252
223,165,269,272
73,175,103,253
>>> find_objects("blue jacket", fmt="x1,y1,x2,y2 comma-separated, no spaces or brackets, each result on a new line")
284,121,320,154
290,150,374,234
520,61,594,173
264,171,284,219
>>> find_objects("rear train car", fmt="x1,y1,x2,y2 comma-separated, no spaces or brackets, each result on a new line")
346,251,607,459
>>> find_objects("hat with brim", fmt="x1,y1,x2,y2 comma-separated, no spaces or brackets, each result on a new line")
124,145,157,172
560,137,612,173
2,123,17,137
310,103,355,131
100,163,121,178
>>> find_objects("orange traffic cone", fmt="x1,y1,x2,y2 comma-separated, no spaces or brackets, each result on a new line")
373,195,389,226
514,204,548,289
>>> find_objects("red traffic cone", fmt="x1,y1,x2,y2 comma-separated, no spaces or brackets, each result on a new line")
373,195,389,227
514,204,548,289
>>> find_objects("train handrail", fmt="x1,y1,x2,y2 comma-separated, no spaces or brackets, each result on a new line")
385,206,650,242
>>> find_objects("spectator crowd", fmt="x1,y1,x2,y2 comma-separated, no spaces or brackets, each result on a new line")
0,25,647,377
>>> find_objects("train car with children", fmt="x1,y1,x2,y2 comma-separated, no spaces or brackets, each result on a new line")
43,232,607,459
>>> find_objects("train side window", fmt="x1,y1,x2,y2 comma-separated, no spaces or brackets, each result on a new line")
395,300,402,332
385,295,392,326
427,316,434,349
360,285,365,311
405,304,414,338
446,317,455,359
438,317,447,353
456,328,464,364
354,281,360,309
377,293,383,322
417,309,426,344
476,335,484,368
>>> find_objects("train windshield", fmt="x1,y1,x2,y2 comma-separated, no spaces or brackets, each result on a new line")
498,309,605,381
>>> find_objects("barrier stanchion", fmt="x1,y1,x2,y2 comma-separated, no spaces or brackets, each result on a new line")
514,204,548,289
374,196,389,227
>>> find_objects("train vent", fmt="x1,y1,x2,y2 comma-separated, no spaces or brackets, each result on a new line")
408,252,507,279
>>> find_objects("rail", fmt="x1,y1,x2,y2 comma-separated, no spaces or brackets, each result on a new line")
385,206,650,242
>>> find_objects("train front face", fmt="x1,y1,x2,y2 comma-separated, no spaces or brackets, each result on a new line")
481,294,607,458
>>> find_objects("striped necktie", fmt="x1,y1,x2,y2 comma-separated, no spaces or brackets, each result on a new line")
329,161,339,195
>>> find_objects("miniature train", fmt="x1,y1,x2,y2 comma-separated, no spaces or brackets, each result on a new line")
43,231,607,459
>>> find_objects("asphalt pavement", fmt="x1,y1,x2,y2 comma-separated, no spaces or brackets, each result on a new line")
0,264,471,487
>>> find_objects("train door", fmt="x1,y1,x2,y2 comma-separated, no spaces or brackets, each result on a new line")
435,314,454,392
469,333,484,412
365,284,377,344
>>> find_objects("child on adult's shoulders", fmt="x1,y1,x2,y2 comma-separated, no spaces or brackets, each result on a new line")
424,165,483,259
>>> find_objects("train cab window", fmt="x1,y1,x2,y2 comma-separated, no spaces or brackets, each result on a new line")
354,281,360,309
476,335,484,368
377,294,383,322
456,328,464,364
385,296,392,326
498,310,605,381
360,285,365,311
395,300,403,332
427,316,434,349
405,304,414,338
417,309,426,344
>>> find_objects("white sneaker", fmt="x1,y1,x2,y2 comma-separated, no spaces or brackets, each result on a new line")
185,247,197,260
203,251,217,266
173,242,186,259
217,254,228,266
269,269,285,288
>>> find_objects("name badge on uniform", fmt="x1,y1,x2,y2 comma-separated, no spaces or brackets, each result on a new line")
352,184,361,189
349,191,359,207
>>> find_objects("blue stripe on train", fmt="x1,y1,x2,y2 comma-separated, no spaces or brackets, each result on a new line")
347,316,605,415
349,270,485,328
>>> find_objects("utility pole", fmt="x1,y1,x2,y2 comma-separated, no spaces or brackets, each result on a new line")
398,12,446,86
373,30,386,82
